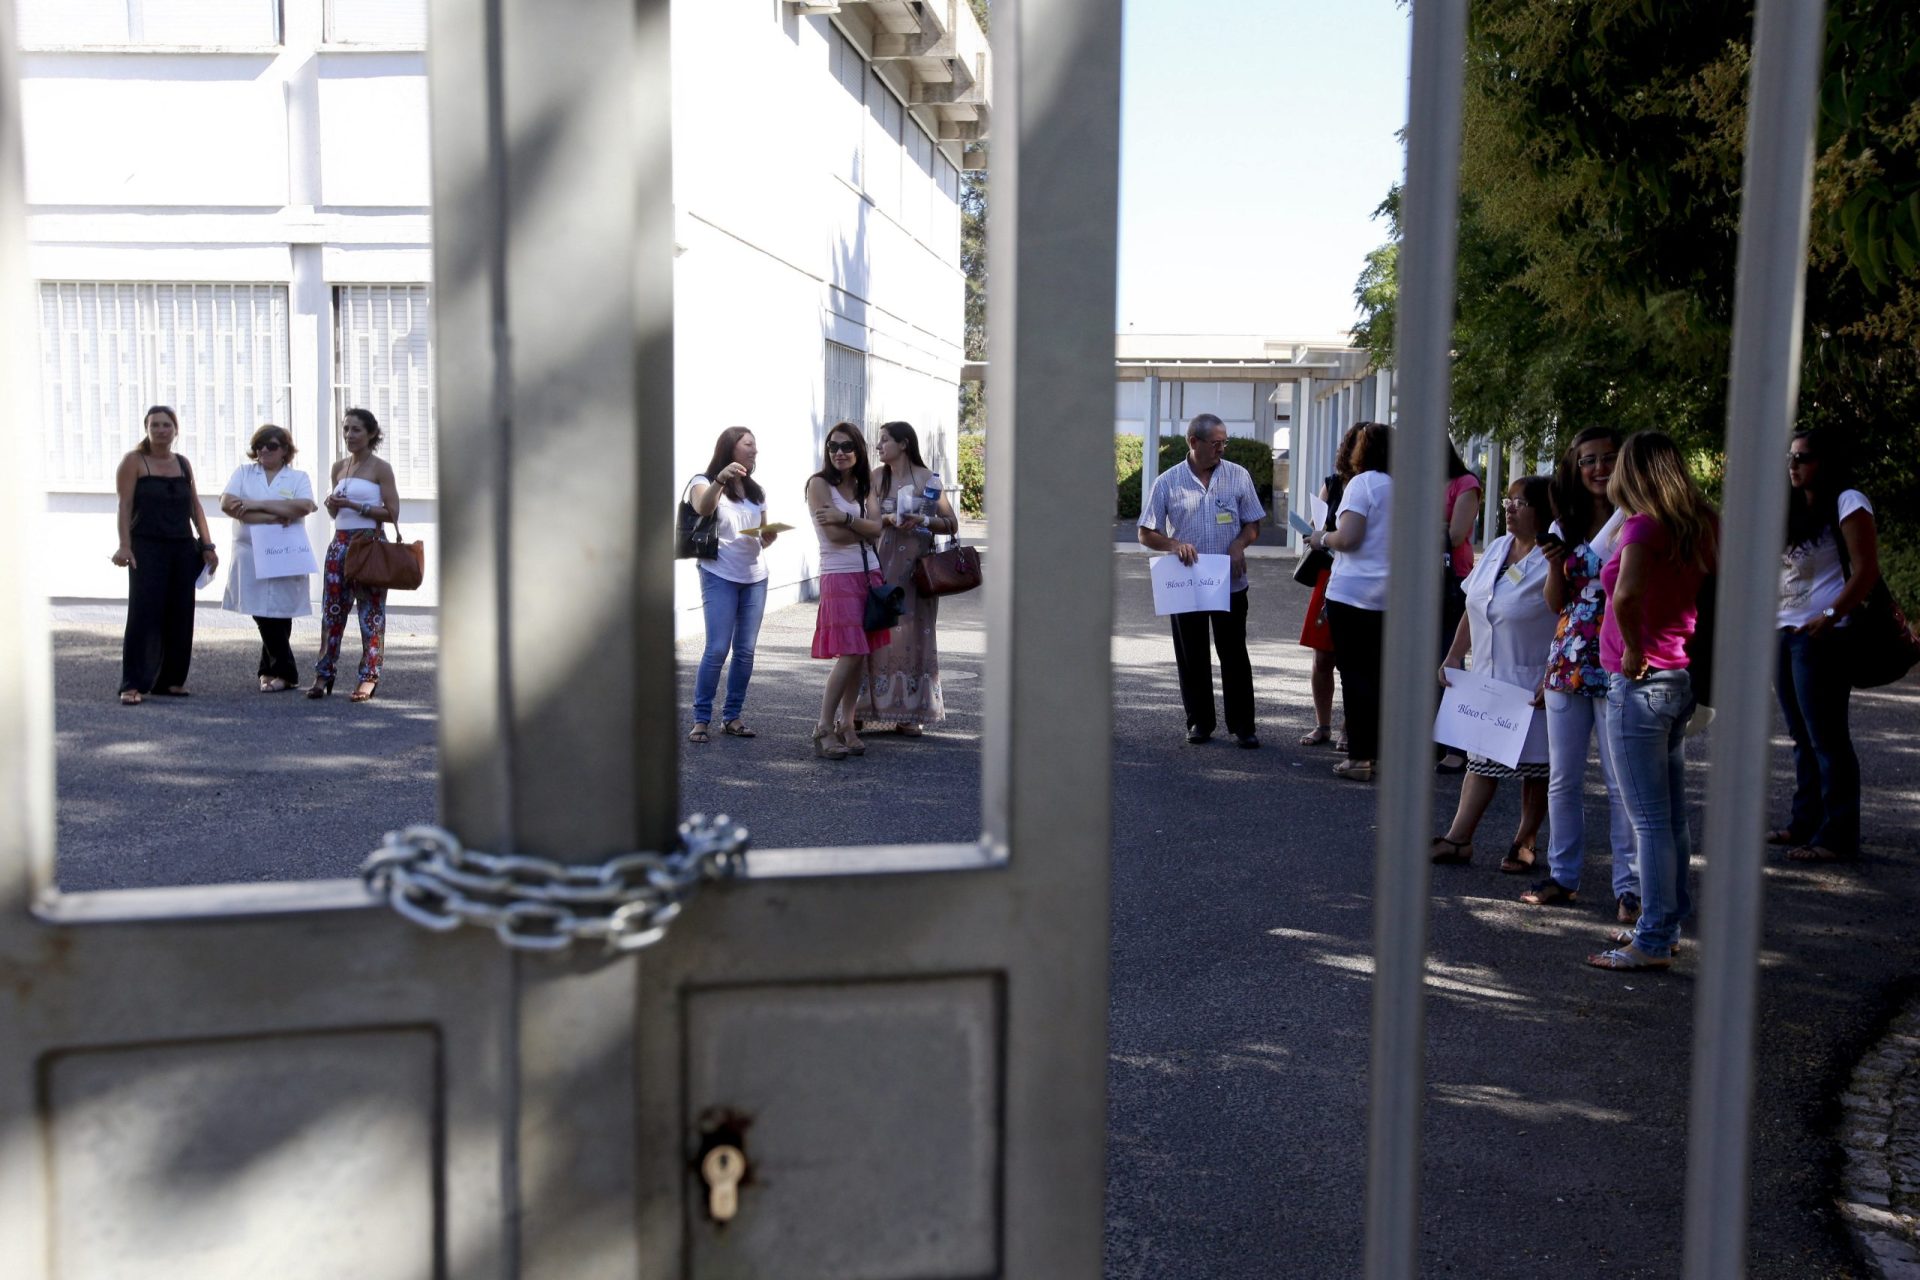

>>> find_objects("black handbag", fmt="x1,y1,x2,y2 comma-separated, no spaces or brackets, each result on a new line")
675,484,719,561
1292,547,1333,587
1837,533,1920,688
861,542,904,632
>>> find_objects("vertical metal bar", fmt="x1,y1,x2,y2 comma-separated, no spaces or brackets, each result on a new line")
1365,2,1466,1277
1683,2,1824,1275
1291,372,1314,549
1142,370,1161,512
1484,442,1503,542
981,3,1119,1266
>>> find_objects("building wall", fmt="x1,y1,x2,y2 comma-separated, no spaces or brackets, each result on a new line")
20,0,970,641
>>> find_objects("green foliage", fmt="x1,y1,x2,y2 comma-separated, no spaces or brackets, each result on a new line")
1114,436,1274,520
956,431,986,515
1353,0,1920,608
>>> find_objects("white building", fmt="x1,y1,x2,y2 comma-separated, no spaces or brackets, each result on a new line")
19,0,987,634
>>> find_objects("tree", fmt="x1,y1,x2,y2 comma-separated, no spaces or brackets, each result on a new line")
1354,0,1920,601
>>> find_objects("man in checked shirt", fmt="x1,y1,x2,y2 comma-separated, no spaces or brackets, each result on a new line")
1137,413,1268,748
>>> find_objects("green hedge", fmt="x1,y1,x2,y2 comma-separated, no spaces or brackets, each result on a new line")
957,431,985,515
1116,434,1274,520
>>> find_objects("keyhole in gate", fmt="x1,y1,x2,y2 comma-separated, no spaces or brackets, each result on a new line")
696,1108,754,1226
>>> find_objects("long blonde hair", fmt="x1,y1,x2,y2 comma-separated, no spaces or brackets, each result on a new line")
1608,431,1718,572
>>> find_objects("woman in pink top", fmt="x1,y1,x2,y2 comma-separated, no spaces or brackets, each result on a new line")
1586,432,1717,973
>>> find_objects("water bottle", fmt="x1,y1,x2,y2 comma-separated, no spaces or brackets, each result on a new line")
922,473,942,508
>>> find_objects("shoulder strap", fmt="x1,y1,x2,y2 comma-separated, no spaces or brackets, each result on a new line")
179,455,194,487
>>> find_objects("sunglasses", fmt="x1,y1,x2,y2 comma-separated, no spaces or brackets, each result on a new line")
1788,451,1816,465
827,441,858,456
259,440,286,452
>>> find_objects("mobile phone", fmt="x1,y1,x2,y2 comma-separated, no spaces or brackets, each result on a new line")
1538,532,1565,552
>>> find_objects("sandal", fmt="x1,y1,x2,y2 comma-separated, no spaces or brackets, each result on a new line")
262,677,289,693
1584,944,1672,972
722,720,755,738
1430,836,1473,866
835,722,866,756
1333,759,1373,782
687,723,711,744
1765,828,1801,846
1609,930,1684,955
349,680,379,703
1787,844,1852,863
894,722,923,737
1499,842,1540,874
118,690,143,706
1335,736,1349,755
1299,724,1332,747
811,726,848,760
1520,877,1577,906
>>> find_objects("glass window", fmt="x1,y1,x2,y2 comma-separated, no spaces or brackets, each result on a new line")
325,0,428,45
825,340,867,433
864,68,901,215
333,284,436,496
831,27,864,189
36,282,292,489
16,0,279,46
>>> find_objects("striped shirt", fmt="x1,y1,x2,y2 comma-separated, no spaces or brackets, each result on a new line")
1139,458,1267,592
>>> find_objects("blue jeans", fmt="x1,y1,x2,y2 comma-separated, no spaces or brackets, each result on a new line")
1543,690,1638,899
1604,669,1696,957
693,569,767,724
1774,627,1859,854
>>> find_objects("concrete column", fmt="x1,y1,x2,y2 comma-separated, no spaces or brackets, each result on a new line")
1140,372,1161,514
1289,373,1314,550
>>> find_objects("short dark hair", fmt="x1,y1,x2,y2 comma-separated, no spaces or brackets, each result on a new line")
344,407,382,450
1186,413,1226,443
247,423,297,465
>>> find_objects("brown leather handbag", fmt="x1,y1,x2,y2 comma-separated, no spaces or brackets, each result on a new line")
912,541,982,597
344,520,426,591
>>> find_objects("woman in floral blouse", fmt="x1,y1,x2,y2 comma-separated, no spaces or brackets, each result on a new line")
1520,426,1642,920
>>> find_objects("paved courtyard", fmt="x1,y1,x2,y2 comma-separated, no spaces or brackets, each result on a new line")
46,553,1920,1277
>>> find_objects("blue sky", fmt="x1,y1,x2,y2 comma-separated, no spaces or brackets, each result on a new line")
1117,0,1411,339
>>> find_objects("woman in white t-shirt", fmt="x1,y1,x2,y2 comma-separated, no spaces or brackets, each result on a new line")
219,424,318,692
1771,428,1879,863
685,427,779,743
1305,421,1392,781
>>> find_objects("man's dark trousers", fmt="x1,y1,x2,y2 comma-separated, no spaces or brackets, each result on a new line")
1170,587,1254,738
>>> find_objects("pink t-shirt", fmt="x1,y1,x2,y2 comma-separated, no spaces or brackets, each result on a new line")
1598,514,1711,673
1445,473,1480,578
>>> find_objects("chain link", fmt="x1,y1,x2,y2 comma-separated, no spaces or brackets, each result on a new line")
361,815,749,954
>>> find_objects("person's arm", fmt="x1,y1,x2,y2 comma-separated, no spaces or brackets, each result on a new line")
1439,610,1471,684
1806,508,1880,635
692,467,746,517
1609,541,1650,679
322,459,348,517
223,492,313,523
1309,509,1368,554
1542,538,1571,612
1447,481,1479,553
1227,518,1261,580
808,478,880,544
112,453,139,568
1136,478,1196,564
185,461,218,570
365,463,401,527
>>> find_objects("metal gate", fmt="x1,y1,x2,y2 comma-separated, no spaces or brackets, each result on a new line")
0,0,1118,1276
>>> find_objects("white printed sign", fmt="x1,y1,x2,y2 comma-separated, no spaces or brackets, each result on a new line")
250,520,320,580
1149,553,1231,616
1432,670,1538,769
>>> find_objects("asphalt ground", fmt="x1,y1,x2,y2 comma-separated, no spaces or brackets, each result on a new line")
48,556,1920,1277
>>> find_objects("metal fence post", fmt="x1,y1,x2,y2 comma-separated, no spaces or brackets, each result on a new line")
1683,2,1826,1276
1364,3,1467,1277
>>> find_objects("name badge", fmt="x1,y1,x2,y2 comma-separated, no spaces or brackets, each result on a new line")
1505,565,1526,586
1215,510,1235,524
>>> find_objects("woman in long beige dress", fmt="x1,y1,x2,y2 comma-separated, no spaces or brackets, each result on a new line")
861,421,958,734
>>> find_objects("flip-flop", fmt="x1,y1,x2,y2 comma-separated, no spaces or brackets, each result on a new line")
687,723,711,744
1787,844,1851,863
1585,945,1671,972
1520,877,1578,906
1499,843,1540,874
118,690,143,706
722,720,756,738
1610,930,1684,955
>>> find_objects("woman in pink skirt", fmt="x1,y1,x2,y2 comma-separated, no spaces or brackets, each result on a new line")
806,422,891,759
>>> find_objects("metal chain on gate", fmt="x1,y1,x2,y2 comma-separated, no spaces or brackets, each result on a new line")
361,815,750,955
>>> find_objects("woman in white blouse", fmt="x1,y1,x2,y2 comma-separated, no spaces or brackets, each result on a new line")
219,425,318,691
685,426,778,742
1430,475,1559,871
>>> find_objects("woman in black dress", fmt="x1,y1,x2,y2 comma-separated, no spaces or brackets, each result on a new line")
112,405,218,704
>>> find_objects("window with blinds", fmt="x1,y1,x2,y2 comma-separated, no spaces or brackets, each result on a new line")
333,285,436,496
825,341,867,434
325,0,427,45
15,0,279,46
36,282,292,490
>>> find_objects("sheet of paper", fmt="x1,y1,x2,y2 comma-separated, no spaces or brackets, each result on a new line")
1149,553,1231,616
195,562,215,591
1286,509,1316,538
737,521,794,536
250,520,320,580
1431,670,1538,769
1310,494,1329,528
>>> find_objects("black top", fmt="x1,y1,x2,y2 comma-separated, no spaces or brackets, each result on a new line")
1322,472,1347,531
130,454,197,541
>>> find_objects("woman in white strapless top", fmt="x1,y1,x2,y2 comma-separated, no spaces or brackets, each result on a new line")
308,408,400,702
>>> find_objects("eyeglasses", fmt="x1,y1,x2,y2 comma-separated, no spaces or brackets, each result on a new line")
1576,452,1618,470
827,441,858,456
1788,451,1816,465
1500,496,1528,509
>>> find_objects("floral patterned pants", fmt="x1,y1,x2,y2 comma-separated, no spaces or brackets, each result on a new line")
314,530,387,684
